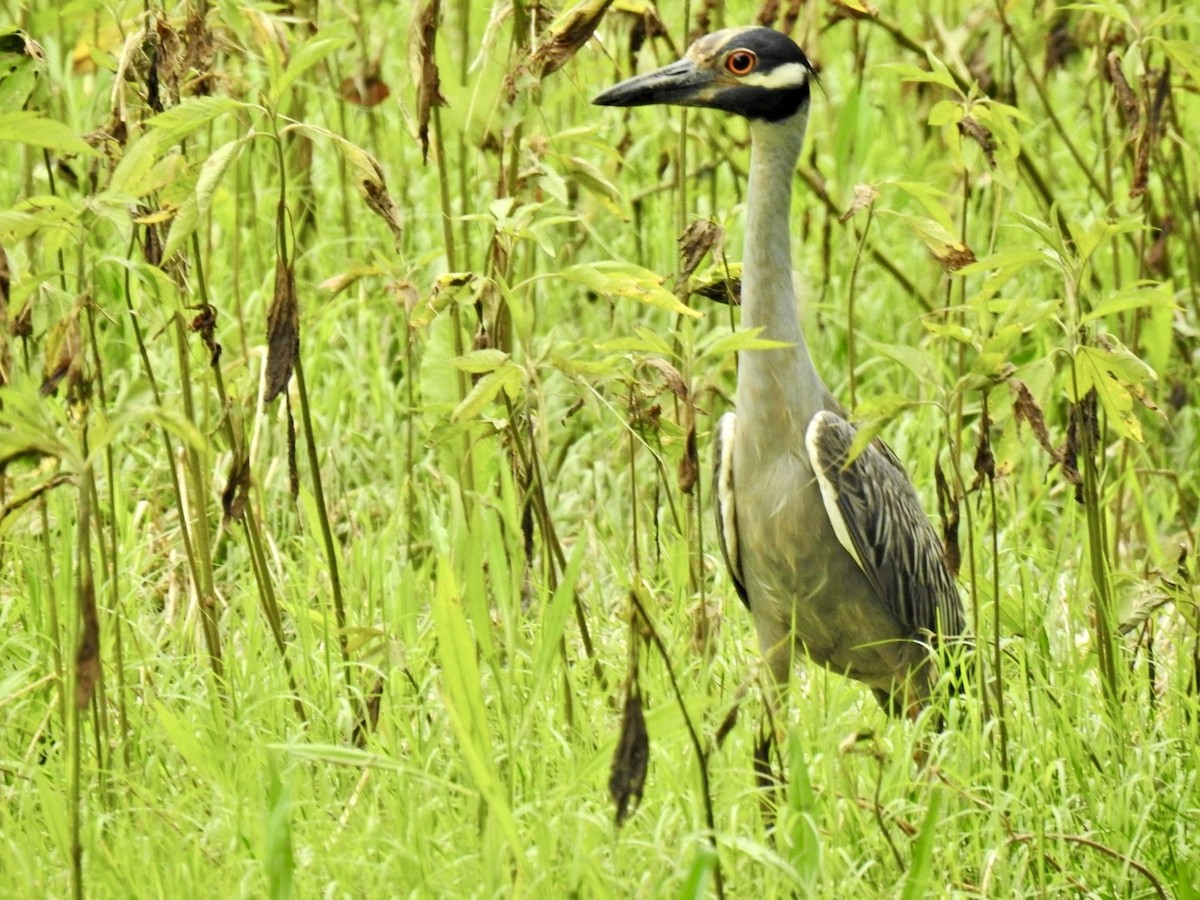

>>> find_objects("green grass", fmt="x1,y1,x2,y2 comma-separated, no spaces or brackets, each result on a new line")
2,1,1199,896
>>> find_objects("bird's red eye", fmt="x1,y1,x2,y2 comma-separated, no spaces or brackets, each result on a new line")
725,50,757,76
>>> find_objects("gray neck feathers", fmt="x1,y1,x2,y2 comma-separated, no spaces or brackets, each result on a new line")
736,110,826,436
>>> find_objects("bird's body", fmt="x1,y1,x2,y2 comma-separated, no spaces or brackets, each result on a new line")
596,27,966,713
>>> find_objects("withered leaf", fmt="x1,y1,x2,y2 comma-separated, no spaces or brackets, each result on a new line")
0,241,9,387
529,0,615,80
969,410,995,492
677,219,722,283
264,256,299,404
935,461,961,579
191,303,220,366
714,700,740,748
41,306,84,398
340,66,392,107
678,419,698,494
641,357,688,401
756,0,781,27
352,676,386,748
1010,379,1057,459
609,681,648,826
75,572,100,710
830,0,879,21
286,397,299,498
691,275,740,306
1106,52,1139,130
221,453,251,524
958,116,997,168
839,183,879,224
414,0,446,164
361,166,404,245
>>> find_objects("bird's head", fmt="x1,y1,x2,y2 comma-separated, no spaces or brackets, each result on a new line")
593,27,815,123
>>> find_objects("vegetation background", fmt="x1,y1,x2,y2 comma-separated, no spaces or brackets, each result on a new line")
2,0,1198,896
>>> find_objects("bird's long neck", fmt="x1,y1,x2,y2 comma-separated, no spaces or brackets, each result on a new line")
737,111,826,436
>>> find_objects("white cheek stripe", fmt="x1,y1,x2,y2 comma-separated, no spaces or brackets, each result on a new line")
742,61,810,90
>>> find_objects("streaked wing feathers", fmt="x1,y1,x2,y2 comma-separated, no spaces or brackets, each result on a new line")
805,410,965,641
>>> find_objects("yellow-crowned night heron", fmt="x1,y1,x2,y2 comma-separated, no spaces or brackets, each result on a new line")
595,27,967,715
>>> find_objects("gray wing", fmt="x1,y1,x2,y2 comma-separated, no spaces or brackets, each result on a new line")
713,412,749,609
805,410,966,641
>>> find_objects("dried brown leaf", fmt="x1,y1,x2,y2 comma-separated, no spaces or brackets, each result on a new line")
756,0,782,27
1106,52,1139,130
958,116,997,168
414,1,445,164
41,306,84,398
264,256,299,404
609,681,648,826
678,420,698,494
529,0,615,80
341,62,391,107
691,275,740,306
830,0,879,21
935,461,960,579
75,574,100,710
0,242,9,387
222,453,251,525
1010,379,1058,459
677,219,722,283
641,357,688,400
1044,13,1079,73
191,303,220,366
935,242,977,273
839,183,879,223
969,411,995,493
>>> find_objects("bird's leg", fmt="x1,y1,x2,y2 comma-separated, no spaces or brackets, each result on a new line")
754,636,792,835
753,719,781,838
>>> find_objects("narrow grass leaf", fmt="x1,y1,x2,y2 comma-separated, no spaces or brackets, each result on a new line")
432,556,524,857
264,764,294,900
270,29,352,105
533,537,587,692
901,788,944,900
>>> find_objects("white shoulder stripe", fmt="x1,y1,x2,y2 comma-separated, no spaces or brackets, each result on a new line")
715,412,739,576
805,411,865,572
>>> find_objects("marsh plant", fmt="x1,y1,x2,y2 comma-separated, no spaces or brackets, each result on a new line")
1,1,1198,896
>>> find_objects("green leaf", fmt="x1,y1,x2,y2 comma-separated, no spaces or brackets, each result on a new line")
1073,340,1157,442
927,99,963,127
0,54,41,114
163,137,246,259
561,261,702,318
107,133,161,197
451,348,510,374
1081,281,1173,324
699,326,792,360
264,764,294,900
432,557,524,856
270,28,352,105
786,731,821,885
451,362,524,421
531,538,587,699
1157,39,1200,89
901,788,943,900
0,111,99,157
145,96,251,148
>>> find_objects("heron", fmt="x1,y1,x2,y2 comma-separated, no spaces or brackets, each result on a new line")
595,27,967,719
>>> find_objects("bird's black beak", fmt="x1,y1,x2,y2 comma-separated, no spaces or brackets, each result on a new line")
593,57,717,109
